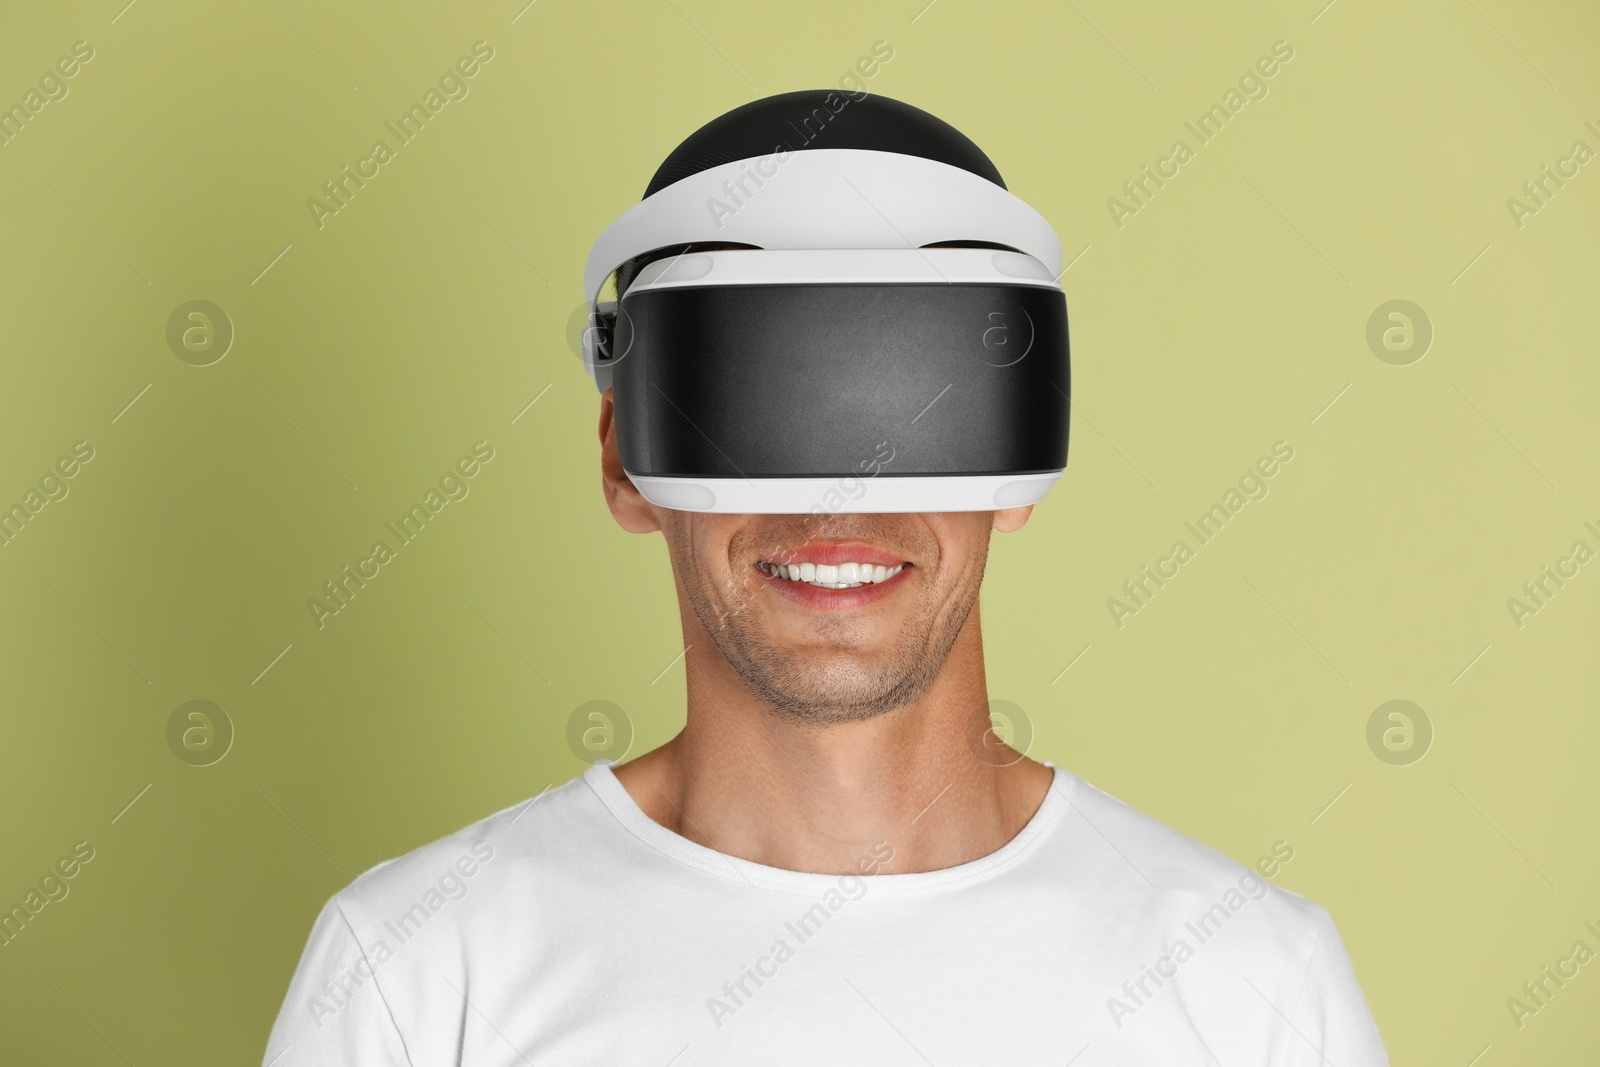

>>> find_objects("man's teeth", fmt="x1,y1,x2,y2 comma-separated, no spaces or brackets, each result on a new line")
758,561,905,588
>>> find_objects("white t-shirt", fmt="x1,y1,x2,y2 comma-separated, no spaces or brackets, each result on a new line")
264,763,1389,1065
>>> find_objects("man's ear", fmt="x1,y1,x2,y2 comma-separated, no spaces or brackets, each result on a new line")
599,388,661,534
992,505,1033,533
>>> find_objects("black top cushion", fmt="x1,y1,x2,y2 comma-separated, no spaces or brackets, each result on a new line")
643,89,1005,197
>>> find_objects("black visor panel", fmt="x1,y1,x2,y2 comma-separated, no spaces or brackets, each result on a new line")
609,283,1069,478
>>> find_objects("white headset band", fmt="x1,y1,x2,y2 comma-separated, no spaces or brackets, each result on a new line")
583,148,1063,310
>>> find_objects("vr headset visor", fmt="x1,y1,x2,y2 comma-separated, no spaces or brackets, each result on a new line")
582,147,1071,514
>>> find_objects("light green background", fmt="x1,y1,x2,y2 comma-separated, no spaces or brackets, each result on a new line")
1,0,1596,1062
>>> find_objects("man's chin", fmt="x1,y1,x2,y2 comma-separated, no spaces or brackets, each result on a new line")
744,655,923,724
760,629,902,667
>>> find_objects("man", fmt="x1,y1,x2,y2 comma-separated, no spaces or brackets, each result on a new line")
265,91,1388,1065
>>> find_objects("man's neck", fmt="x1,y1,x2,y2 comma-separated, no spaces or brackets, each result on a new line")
611,607,1054,876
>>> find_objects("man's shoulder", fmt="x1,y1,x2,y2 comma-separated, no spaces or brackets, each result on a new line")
323,769,602,939
1055,769,1331,966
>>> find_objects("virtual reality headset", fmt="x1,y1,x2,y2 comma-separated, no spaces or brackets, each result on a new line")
581,135,1070,515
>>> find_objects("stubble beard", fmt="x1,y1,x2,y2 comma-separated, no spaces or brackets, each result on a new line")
671,518,984,726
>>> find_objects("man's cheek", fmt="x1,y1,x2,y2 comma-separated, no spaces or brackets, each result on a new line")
714,570,760,631
738,568,763,610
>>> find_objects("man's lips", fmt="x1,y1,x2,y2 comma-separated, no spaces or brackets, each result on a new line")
752,540,914,606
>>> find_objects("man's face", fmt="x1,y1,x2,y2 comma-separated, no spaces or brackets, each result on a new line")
659,510,996,724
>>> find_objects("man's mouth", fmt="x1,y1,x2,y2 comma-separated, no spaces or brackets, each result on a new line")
756,559,907,589
755,542,912,591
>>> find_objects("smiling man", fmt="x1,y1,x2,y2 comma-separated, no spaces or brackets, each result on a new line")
265,90,1388,1065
